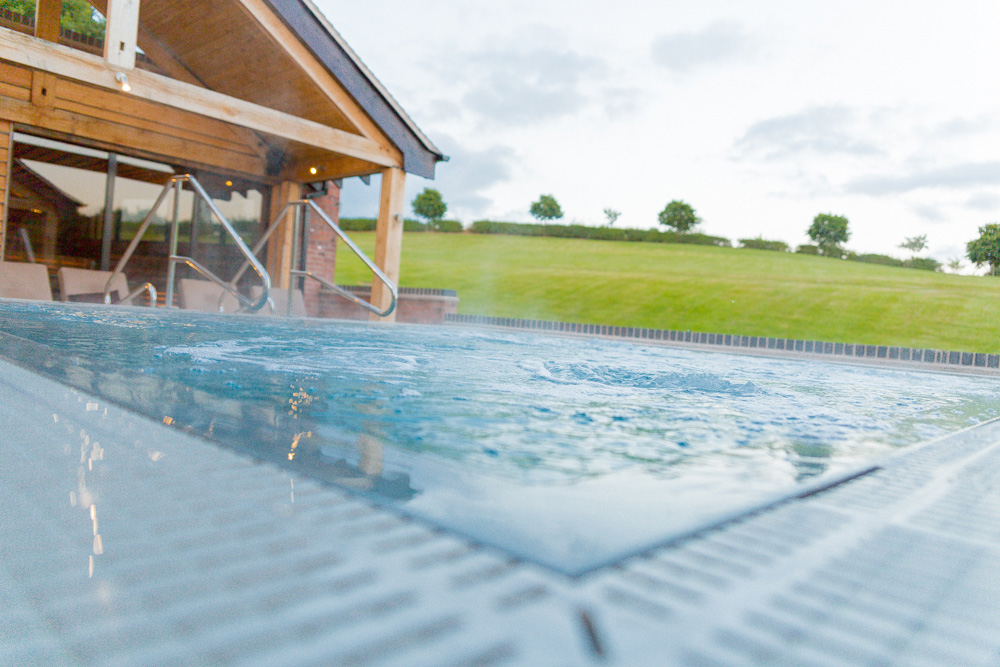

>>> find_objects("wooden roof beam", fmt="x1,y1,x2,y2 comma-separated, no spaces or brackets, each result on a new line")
234,0,387,144
0,30,401,170
87,0,274,163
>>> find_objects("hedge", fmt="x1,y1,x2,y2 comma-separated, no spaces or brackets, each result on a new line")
848,252,905,267
337,218,463,233
468,220,731,247
738,237,789,252
904,257,942,272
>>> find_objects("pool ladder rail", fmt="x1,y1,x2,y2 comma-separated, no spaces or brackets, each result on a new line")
104,174,271,313
102,174,395,317
229,197,397,318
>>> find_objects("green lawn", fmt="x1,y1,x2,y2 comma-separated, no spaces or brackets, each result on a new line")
335,232,1000,353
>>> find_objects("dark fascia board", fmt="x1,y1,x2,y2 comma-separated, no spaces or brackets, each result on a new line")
263,0,445,180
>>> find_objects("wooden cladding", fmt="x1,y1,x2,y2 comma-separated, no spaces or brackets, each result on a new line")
0,120,11,249
0,64,271,179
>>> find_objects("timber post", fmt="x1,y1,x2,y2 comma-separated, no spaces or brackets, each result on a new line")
34,0,61,43
371,167,405,322
267,181,300,290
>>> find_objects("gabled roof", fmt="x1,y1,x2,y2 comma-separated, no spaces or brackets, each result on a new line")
266,0,445,179
1,0,444,182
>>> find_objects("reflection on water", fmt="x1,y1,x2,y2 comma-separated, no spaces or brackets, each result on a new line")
2,300,999,573
68,414,105,578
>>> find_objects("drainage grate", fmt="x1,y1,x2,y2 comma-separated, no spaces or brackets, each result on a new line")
3,358,1000,665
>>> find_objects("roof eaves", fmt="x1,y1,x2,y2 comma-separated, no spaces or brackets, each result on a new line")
263,0,446,179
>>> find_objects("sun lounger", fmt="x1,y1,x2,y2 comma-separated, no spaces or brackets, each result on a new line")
0,261,53,301
57,267,130,304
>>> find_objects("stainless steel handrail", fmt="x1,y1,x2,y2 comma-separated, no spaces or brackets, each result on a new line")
229,198,397,318
110,282,158,307
103,174,271,312
18,228,36,263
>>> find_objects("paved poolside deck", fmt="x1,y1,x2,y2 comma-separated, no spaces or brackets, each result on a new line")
2,347,1000,666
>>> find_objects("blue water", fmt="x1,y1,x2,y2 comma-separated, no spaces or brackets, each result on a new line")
2,300,999,574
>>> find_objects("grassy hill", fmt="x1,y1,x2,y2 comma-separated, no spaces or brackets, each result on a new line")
334,232,1000,353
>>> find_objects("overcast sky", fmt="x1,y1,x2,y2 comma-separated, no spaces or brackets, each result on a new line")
318,0,1000,267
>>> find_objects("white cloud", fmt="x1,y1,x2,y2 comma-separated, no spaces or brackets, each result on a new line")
846,162,1000,196
458,48,608,127
651,21,756,73
317,0,1000,260
965,192,1000,212
736,106,882,159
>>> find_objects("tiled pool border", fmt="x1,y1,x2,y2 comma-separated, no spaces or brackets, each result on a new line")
446,313,1000,371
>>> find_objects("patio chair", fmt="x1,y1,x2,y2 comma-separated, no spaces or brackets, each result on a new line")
250,286,307,317
0,261,53,301
177,278,240,313
57,267,129,304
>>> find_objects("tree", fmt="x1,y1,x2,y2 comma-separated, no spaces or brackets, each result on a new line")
603,208,621,226
947,257,964,273
899,234,928,257
0,0,105,37
967,223,1000,276
411,188,447,225
807,213,850,257
62,0,105,37
0,0,34,16
530,195,563,222
658,200,700,233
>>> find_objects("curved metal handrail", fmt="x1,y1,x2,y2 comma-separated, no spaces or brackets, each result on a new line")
103,174,270,312
110,282,158,307
229,198,397,318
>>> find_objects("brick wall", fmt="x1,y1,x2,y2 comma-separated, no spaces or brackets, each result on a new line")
303,181,340,316
319,286,459,324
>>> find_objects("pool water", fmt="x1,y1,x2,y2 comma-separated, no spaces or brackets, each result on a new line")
2,300,998,574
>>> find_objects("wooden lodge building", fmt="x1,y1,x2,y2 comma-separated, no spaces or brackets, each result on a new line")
0,0,445,320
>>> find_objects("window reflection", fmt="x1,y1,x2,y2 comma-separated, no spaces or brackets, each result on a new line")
4,133,266,302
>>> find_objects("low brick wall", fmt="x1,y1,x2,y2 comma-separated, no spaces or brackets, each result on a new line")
319,286,458,324
446,313,1000,372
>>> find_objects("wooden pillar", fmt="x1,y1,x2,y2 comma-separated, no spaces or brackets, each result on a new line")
41,211,58,262
100,153,117,270
35,0,62,43
104,0,141,70
0,121,11,259
371,167,406,322
266,181,299,290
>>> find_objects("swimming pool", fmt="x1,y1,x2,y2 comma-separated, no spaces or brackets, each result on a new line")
2,299,998,575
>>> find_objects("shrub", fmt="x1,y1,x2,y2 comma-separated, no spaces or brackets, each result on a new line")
795,244,819,255
738,237,789,252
